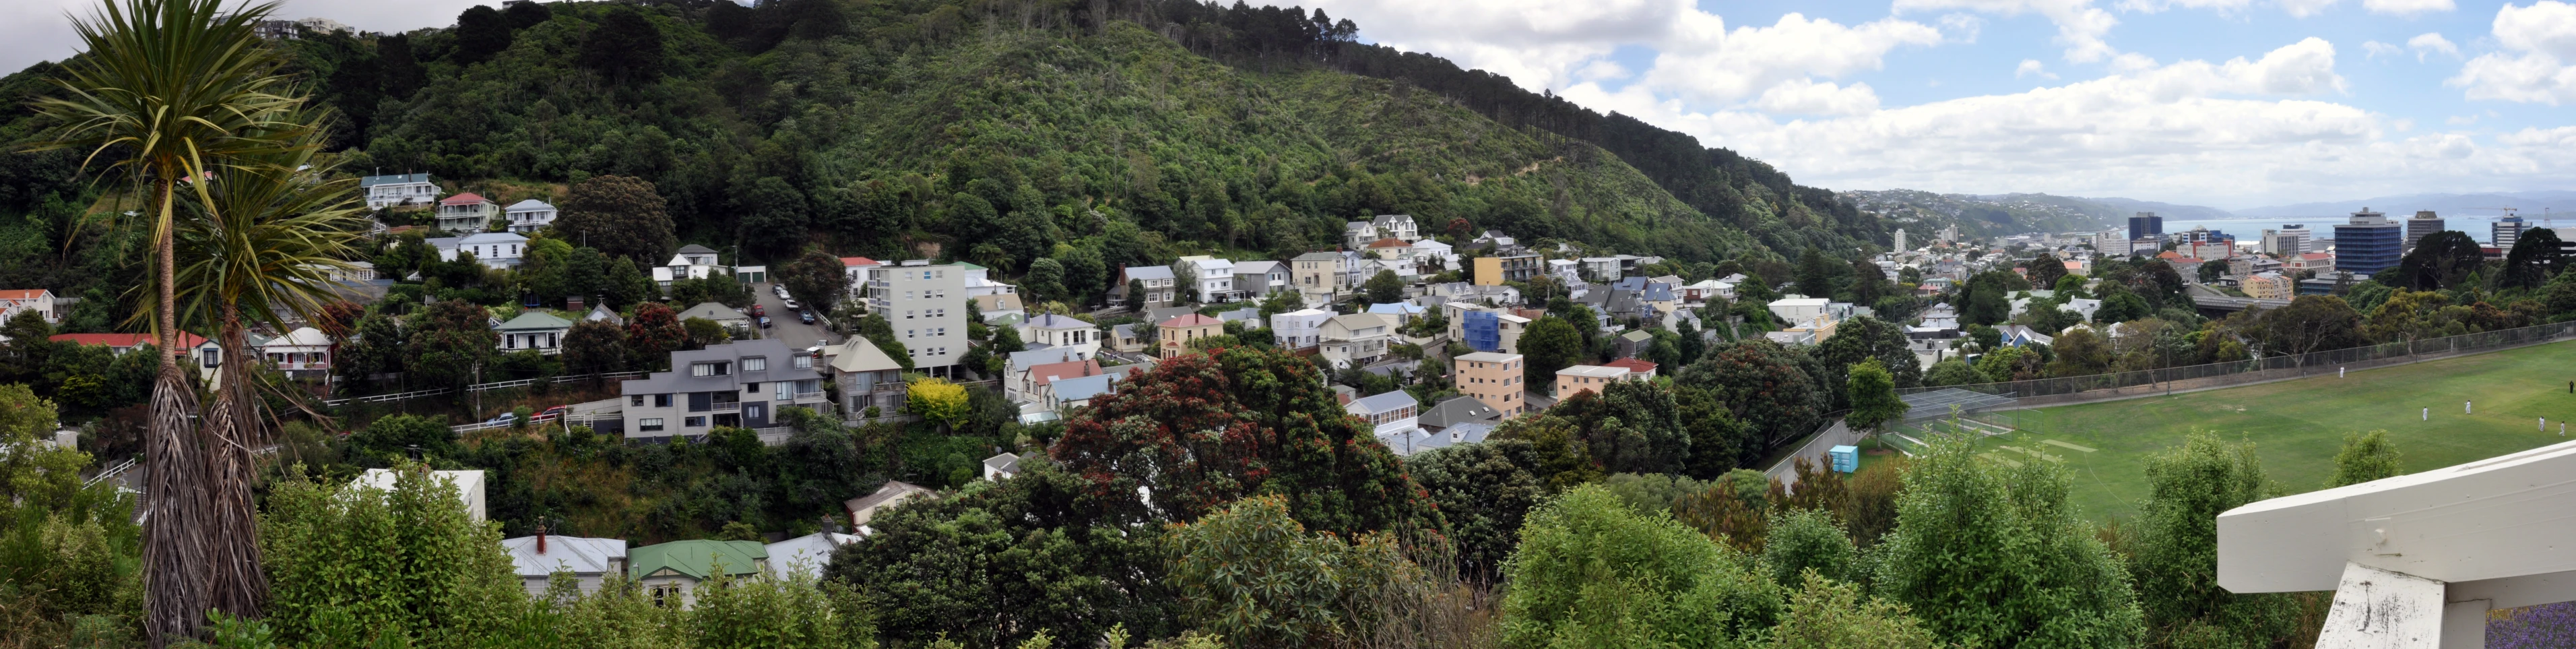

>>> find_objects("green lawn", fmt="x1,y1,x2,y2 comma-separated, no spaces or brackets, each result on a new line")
1904,339,2576,522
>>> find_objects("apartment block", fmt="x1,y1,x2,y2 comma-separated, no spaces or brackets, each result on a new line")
1454,352,1527,418
619,339,829,441
868,260,968,373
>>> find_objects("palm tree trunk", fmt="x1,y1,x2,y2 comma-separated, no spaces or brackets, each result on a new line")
204,301,269,618
144,177,212,647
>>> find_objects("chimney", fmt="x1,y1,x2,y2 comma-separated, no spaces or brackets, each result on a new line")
536,523,548,554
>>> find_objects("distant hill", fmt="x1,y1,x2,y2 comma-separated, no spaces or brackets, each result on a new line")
1840,189,2234,241
2234,191,2576,218
2073,196,2234,220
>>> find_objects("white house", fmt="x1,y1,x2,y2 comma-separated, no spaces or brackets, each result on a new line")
261,327,333,373
501,533,626,596
656,245,725,286
1346,390,1421,438
1270,307,1330,350
1018,314,1099,354
1372,214,1421,242
1411,239,1456,270
455,232,529,269
1178,256,1238,303
841,257,886,301
434,192,498,232
1767,297,1832,324
763,532,858,581
981,452,1024,481
360,173,437,208
495,311,573,354
503,199,557,233
1231,260,1289,298
1319,313,1395,369
0,288,58,325
957,261,1017,298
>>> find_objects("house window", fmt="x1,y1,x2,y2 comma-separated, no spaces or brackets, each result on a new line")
744,382,760,393
684,416,707,427
639,418,665,432
794,354,812,369
745,404,765,421
775,383,790,400
201,349,220,368
690,361,731,377
688,393,712,412
655,394,672,408
741,357,767,371
631,395,645,406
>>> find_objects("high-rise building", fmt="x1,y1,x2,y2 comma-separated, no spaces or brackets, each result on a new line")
1454,352,1527,418
868,260,968,373
2405,211,2444,251
2129,212,2163,242
1893,229,1908,251
2494,216,2529,249
2334,208,2403,277
2261,226,2310,256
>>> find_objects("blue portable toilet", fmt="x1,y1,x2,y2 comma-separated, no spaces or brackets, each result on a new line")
1828,445,1860,473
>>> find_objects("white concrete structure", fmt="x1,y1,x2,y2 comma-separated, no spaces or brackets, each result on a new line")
1767,297,1832,324
1270,307,1330,349
957,262,1017,298
453,232,529,269
2218,438,2576,648
869,261,969,372
503,199,557,233
841,257,886,301
1179,256,1238,303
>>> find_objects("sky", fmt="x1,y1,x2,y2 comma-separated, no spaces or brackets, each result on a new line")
4,0,2573,208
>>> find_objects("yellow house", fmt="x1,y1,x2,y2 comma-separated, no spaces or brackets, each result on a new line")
1473,257,1504,286
1454,352,1526,417
1157,313,1224,358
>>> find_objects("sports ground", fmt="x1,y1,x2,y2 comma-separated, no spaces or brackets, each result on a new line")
1870,338,2576,522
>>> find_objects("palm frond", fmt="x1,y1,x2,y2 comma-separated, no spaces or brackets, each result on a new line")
172,106,370,334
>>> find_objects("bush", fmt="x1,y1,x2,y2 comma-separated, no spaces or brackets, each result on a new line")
1500,485,1780,648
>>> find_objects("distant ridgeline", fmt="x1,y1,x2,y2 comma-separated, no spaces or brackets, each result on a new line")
0,0,1893,272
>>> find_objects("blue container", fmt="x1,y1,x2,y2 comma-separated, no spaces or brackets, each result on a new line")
1828,445,1860,473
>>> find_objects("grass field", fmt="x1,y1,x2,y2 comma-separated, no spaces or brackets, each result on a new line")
1876,339,2576,522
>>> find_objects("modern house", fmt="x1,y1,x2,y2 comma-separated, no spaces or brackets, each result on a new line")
1262,307,1326,350
868,261,969,373
1118,265,1178,309
955,261,1017,299
1345,390,1421,437
494,310,573,354
841,257,886,301
1452,307,1528,354
0,288,57,325
1767,297,1833,324
618,339,829,440
434,193,498,232
261,327,333,373
629,540,767,609
1473,253,1540,285
1555,365,1627,398
1318,313,1394,369
764,532,859,581
503,199,556,233
1601,357,1659,381
1231,260,1289,298
352,468,486,521
1454,352,1526,418
1292,252,1345,305
826,336,907,419
500,532,626,596
845,481,937,532
1411,239,1456,270
1019,314,1099,354
453,232,529,269
1157,313,1223,359
1179,257,1238,303
360,173,437,208
981,452,1024,481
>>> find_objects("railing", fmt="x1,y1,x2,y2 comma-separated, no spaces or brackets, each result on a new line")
794,391,827,402
85,458,138,488
320,371,647,406
1904,321,2576,407
750,426,796,445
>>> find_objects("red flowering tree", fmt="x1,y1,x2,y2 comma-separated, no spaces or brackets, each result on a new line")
1050,346,1438,535
624,302,686,370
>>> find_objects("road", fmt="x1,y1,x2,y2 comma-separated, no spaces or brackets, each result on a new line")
748,281,841,351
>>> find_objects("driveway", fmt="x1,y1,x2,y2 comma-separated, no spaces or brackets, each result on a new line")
748,282,840,351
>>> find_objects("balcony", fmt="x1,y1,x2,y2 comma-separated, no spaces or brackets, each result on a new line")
794,391,828,402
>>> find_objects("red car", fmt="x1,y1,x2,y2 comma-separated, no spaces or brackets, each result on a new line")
750,304,766,317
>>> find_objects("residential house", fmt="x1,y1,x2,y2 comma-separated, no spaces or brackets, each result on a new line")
656,245,726,286
501,532,626,596
1292,252,1344,305
0,289,58,324
1475,253,1540,285
1454,352,1527,418
765,532,858,581
1213,307,1262,326
826,336,907,419
1450,307,1529,354
1367,302,1427,324
676,302,750,332
1040,372,1120,410
583,304,624,327
1178,257,1239,303
1119,265,1178,309
1578,257,1622,282
973,293,1026,323
1995,324,2055,347
868,261,969,372
1545,259,1580,283
841,257,886,301
2244,272,2295,300
1411,239,1456,270
1108,323,1147,353
629,540,767,609
1343,221,1382,249
1012,358,1103,404
1019,314,1099,354
1004,347,1092,396
51,332,208,359
955,262,1017,299
454,232,529,269
1365,237,1413,260
361,173,439,208
494,311,573,354
502,199,556,233
845,481,938,532
434,193,498,232
1270,307,1331,349
352,468,486,521
618,339,829,440
1346,390,1421,438
261,327,333,372
1231,260,1289,298
1555,365,1627,398
1157,313,1223,359
1419,395,1500,433
1372,214,1420,242
1603,357,1659,381
422,237,463,268
1768,297,1833,323
1318,313,1394,369
981,453,1024,481
1615,330,1654,359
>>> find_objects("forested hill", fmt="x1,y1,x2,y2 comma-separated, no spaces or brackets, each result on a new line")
1,0,1888,277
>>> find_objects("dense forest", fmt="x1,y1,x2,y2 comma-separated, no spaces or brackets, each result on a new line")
0,0,1890,315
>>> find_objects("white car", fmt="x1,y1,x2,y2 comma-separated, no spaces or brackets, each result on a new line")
773,285,789,299
781,297,800,310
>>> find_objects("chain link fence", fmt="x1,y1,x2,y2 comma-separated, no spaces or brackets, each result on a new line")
1899,321,2576,408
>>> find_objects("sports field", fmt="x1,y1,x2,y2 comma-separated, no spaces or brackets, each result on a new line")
1875,339,2576,522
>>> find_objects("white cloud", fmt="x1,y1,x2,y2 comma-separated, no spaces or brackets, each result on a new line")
2363,40,2405,59
2447,114,2479,125
2364,0,2456,16
2017,59,2061,78
1893,0,2120,62
2449,1,2576,104
1638,13,1945,104
2116,0,2257,13
2278,0,2342,18
1753,79,1882,115
2408,32,2459,60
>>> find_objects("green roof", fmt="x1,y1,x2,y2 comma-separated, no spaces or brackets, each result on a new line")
628,540,767,580
494,310,574,332
952,261,986,270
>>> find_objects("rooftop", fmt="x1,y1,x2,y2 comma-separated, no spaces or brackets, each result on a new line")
628,540,766,580
439,192,490,206
500,534,626,578
1349,390,1420,415
1557,365,1628,379
1456,351,1522,363
1159,313,1221,328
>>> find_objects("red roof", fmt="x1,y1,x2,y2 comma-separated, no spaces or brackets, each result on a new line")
51,332,209,348
0,288,49,300
1603,357,1659,374
440,193,489,206
1158,313,1222,328
1366,237,1409,249
840,257,880,267
1027,359,1103,386
2300,252,2333,260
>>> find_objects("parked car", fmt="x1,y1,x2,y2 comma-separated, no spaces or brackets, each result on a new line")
750,304,765,317
485,412,516,425
781,297,800,310
800,311,816,324
774,284,789,299
759,316,773,329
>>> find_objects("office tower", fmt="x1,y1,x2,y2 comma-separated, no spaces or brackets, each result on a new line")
2334,208,2402,277
2129,212,2163,243
2405,211,2444,251
2261,226,2310,256
2494,216,2528,249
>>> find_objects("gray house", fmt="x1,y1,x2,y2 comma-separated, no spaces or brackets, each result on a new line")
618,339,830,441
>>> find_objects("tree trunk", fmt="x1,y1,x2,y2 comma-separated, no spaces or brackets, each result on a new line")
203,302,269,619
144,177,211,647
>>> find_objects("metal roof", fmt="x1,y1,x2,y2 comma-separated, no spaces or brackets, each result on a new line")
501,535,626,578
628,540,766,580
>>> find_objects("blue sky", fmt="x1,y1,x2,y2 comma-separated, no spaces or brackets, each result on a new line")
5,0,2570,208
